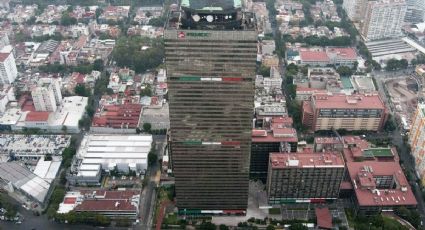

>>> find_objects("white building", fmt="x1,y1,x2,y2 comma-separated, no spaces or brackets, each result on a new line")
0,85,15,114
31,78,62,112
263,66,282,92
361,0,407,41
0,46,17,84
405,0,425,23
343,0,368,22
76,134,152,174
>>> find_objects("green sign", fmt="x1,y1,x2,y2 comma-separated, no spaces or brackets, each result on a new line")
186,32,210,37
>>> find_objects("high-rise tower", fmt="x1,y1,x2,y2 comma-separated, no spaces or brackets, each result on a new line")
361,0,407,41
164,0,257,213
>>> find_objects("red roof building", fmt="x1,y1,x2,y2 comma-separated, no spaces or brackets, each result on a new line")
315,207,333,229
0,52,10,62
251,116,298,183
299,47,357,67
92,103,142,129
300,50,330,66
58,189,140,219
25,111,50,122
267,151,345,203
340,136,417,215
302,93,388,131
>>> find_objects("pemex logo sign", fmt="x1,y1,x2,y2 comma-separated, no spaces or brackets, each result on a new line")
178,31,186,38
178,31,210,39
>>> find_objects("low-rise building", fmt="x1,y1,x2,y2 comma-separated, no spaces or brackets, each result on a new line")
58,189,140,219
0,162,53,207
299,47,357,67
266,151,345,204
99,6,130,23
67,135,152,185
0,134,71,160
416,64,425,77
342,137,417,215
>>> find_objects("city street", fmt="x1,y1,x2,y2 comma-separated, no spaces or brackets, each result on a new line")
373,69,425,226
140,135,166,230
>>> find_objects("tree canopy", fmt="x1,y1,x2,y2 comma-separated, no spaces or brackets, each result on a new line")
112,37,164,73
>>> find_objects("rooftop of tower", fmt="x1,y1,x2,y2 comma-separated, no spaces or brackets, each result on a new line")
181,0,242,11
166,0,255,30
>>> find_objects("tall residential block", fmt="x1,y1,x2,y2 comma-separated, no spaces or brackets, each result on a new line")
165,0,257,213
361,0,407,41
266,151,345,204
343,0,368,22
405,0,425,23
0,46,17,84
409,103,425,185
302,93,388,131
31,78,62,112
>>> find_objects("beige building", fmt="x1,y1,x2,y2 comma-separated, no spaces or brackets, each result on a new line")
302,93,388,131
409,103,425,185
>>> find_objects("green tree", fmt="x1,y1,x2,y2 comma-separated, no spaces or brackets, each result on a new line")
258,65,271,77
219,224,229,230
74,84,91,97
143,122,152,133
148,17,165,27
148,147,157,166
140,85,153,96
384,115,396,132
386,59,401,71
336,66,353,76
289,223,308,230
266,225,276,230
61,13,77,26
199,221,217,230
93,59,104,71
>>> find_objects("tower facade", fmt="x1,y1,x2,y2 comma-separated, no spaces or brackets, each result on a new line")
165,0,257,213
361,0,407,41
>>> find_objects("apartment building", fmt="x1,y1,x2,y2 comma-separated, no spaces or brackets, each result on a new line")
302,93,388,131
31,78,62,112
361,0,407,41
409,103,425,185
0,46,17,84
266,151,345,204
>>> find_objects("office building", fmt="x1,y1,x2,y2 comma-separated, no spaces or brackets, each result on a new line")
266,151,345,204
409,103,425,185
302,93,388,131
0,46,17,84
31,78,62,112
251,116,298,183
343,0,368,22
361,0,407,41
342,137,417,215
165,0,257,213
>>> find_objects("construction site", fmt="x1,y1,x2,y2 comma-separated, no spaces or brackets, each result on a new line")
384,75,420,130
